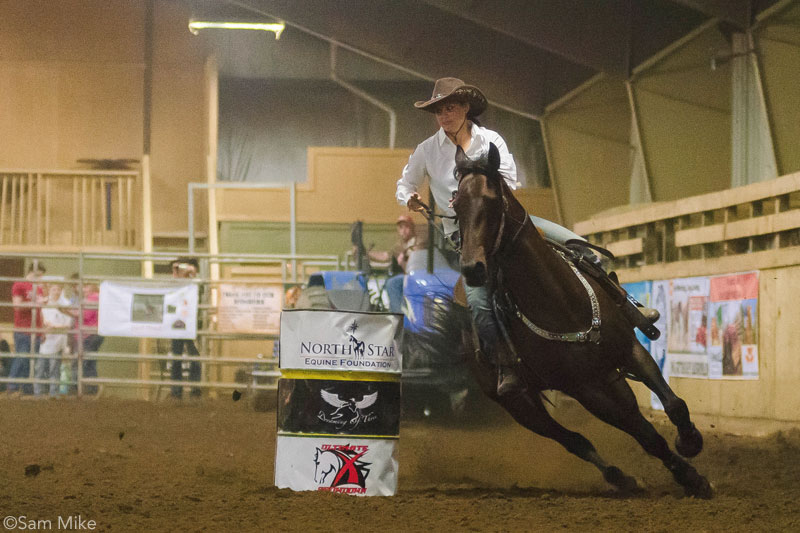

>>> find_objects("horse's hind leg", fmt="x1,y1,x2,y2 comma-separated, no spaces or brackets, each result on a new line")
627,341,703,458
497,391,640,493
571,377,713,499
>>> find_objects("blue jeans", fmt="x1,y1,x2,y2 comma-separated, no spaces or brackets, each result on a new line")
78,334,104,395
385,275,405,314
170,339,201,398
33,356,61,396
9,332,39,394
463,285,498,350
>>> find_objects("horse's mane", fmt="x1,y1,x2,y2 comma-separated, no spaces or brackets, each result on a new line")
454,150,499,182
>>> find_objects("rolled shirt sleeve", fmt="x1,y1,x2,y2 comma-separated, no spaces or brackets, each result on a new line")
396,144,427,206
490,133,519,191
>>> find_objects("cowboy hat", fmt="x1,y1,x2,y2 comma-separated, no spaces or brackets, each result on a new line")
414,77,487,117
396,214,415,227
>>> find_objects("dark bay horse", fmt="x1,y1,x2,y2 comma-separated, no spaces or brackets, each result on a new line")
449,143,712,498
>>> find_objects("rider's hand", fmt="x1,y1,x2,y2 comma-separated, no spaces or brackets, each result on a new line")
407,193,425,212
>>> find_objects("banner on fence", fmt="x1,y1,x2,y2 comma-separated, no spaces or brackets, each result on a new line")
217,283,282,334
277,379,401,437
707,271,759,379
98,281,198,339
279,310,403,374
667,277,710,378
274,436,398,496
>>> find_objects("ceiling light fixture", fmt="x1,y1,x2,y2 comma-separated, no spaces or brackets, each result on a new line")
188,20,285,39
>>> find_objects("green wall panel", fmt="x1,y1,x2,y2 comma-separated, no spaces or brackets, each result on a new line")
219,221,400,259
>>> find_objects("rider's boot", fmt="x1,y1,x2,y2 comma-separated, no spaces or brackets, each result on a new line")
607,271,660,324
466,285,526,397
493,337,525,397
497,363,524,397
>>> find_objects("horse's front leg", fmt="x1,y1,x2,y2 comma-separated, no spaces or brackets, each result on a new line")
497,390,640,494
571,377,713,499
626,341,703,458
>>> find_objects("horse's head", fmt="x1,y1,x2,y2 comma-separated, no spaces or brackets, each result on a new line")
452,143,505,287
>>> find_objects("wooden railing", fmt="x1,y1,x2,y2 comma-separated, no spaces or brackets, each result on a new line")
0,170,139,248
573,171,800,273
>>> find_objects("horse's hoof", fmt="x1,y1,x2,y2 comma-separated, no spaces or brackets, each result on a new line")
603,466,641,494
685,478,714,500
675,424,704,458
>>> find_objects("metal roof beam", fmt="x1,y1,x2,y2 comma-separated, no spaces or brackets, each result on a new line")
225,0,597,116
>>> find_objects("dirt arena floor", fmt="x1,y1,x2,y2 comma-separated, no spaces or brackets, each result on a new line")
1,392,799,533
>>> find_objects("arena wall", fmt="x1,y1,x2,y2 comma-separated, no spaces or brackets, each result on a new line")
0,0,208,236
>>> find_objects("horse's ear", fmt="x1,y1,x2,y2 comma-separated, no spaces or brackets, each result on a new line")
488,143,500,173
455,145,469,169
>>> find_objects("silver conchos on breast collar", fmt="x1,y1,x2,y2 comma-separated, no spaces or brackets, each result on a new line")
512,250,602,344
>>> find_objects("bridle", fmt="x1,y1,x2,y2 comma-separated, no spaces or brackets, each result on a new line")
454,168,529,258
455,166,603,345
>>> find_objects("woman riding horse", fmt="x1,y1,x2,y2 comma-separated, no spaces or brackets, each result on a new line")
396,77,656,397
443,143,711,497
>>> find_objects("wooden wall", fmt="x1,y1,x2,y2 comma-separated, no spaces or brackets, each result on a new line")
0,0,208,236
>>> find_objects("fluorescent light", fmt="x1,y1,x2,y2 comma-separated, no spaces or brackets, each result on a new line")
188,20,285,39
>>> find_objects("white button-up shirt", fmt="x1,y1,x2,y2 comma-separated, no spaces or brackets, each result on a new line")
396,125,518,234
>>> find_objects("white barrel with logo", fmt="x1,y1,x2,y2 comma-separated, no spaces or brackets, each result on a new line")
274,309,403,496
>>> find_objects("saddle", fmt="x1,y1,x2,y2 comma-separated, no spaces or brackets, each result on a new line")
560,239,661,340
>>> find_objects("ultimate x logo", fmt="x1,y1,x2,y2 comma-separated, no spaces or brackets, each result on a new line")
347,320,366,357
313,444,371,493
318,389,378,429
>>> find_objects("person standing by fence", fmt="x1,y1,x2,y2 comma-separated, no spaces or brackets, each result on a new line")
8,261,46,396
168,258,202,399
34,280,72,396
65,274,104,395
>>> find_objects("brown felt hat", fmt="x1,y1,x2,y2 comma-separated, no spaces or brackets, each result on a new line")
414,77,487,117
396,214,415,227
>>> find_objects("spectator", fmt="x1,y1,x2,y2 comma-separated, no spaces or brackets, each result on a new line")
169,258,201,399
0,339,10,392
65,274,103,395
34,280,72,396
8,260,46,396
368,215,426,313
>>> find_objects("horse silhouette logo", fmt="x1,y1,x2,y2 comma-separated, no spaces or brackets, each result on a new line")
318,390,379,429
313,446,371,490
346,320,366,357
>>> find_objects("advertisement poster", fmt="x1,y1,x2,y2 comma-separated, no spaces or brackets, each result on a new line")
277,379,401,437
279,310,403,374
275,436,398,496
707,272,759,379
649,280,670,409
667,277,709,378
98,281,198,339
217,283,282,334
622,281,652,352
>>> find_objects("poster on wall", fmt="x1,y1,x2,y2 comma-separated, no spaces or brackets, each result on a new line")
649,280,671,409
622,281,653,352
667,277,709,379
98,281,198,339
707,272,759,379
217,283,283,334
